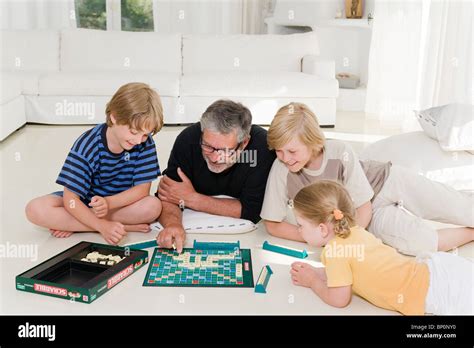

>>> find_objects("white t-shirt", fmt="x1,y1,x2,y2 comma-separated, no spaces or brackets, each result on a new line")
260,139,391,224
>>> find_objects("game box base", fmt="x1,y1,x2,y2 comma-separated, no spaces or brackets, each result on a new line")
16,241,148,303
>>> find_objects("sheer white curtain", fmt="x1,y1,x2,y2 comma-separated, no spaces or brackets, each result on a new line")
417,0,472,109
241,0,275,34
1,0,270,34
152,0,274,35
0,0,77,30
152,0,243,34
365,0,473,128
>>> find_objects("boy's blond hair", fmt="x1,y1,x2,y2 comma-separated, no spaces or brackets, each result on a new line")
294,180,356,238
106,82,163,135
267,103,325,154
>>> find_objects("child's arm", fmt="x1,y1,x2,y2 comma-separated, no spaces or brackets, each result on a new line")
313,266,328,282
310,277,352,308
355,200,373,229
63,188,126,245
291,262,351,308
340,142,375,226
264,220,305,242
88,183,152,218
105,182,151,210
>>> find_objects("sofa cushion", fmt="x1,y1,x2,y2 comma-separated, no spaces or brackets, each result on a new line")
183,32,319,73
38,72,180,97
60,29,182,73
416,103,474,152
1,30,59,71
12,71,41,95
0,72,21,104
180,72,338,98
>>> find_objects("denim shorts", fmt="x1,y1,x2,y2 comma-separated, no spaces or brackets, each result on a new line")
51,190,63,198
51,191,90,205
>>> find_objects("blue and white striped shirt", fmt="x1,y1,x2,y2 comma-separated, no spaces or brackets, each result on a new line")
56,123,160,204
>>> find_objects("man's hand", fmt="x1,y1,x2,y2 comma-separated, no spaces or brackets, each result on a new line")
157,223,185,253
158,168,198,208
98,220,127,245
89,196,109,218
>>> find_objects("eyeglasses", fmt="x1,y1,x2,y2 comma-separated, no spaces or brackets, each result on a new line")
200,138,242,157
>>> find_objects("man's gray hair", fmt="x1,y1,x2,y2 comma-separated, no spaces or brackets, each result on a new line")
200,100,252,142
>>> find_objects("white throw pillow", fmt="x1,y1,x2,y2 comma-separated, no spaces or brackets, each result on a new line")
416,103,474,152
151,208,257,234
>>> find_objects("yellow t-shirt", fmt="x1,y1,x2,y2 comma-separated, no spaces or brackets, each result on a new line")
320,226,430,315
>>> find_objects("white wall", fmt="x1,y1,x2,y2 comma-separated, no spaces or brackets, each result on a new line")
317,27,371,85
268,0,374,85
268,0,374,23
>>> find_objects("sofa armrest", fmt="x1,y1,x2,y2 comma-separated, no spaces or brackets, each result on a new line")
302,55,335,79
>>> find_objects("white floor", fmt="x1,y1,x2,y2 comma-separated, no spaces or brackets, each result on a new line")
0,111,472,315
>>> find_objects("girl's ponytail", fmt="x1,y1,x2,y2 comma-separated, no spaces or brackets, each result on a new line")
329,209,351,238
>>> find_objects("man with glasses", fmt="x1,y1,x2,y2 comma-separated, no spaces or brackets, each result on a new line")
155,100,276,252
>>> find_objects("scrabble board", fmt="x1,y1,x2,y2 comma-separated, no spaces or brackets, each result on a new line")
143,248,254,287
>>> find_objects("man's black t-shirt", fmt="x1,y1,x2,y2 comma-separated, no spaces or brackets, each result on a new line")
159,122,276,223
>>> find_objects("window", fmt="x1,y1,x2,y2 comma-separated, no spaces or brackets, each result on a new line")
75,0,154,31
121,0,154,32
75,0,107,30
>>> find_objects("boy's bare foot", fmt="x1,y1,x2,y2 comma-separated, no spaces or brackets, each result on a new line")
49,224,150,239
49,228,74,238
124,224,151,233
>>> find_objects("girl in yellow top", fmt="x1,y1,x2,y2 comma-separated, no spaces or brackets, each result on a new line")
290,180,473,315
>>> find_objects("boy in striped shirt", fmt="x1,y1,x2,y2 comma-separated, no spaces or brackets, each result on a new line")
26,82,163,245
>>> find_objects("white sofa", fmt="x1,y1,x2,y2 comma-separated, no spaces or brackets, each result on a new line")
1,29,338,141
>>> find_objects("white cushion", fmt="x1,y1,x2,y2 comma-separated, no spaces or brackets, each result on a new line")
360,131,474,192
0,72,21,103
416,107,438,139
416,103,474,151
38,71,180,97
60,29,182,73
12,71,40,95
151,208,257,235
181,72,338,98
179,96,336,126
183,32,319,73
1,30,59,71
302,56,336,79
